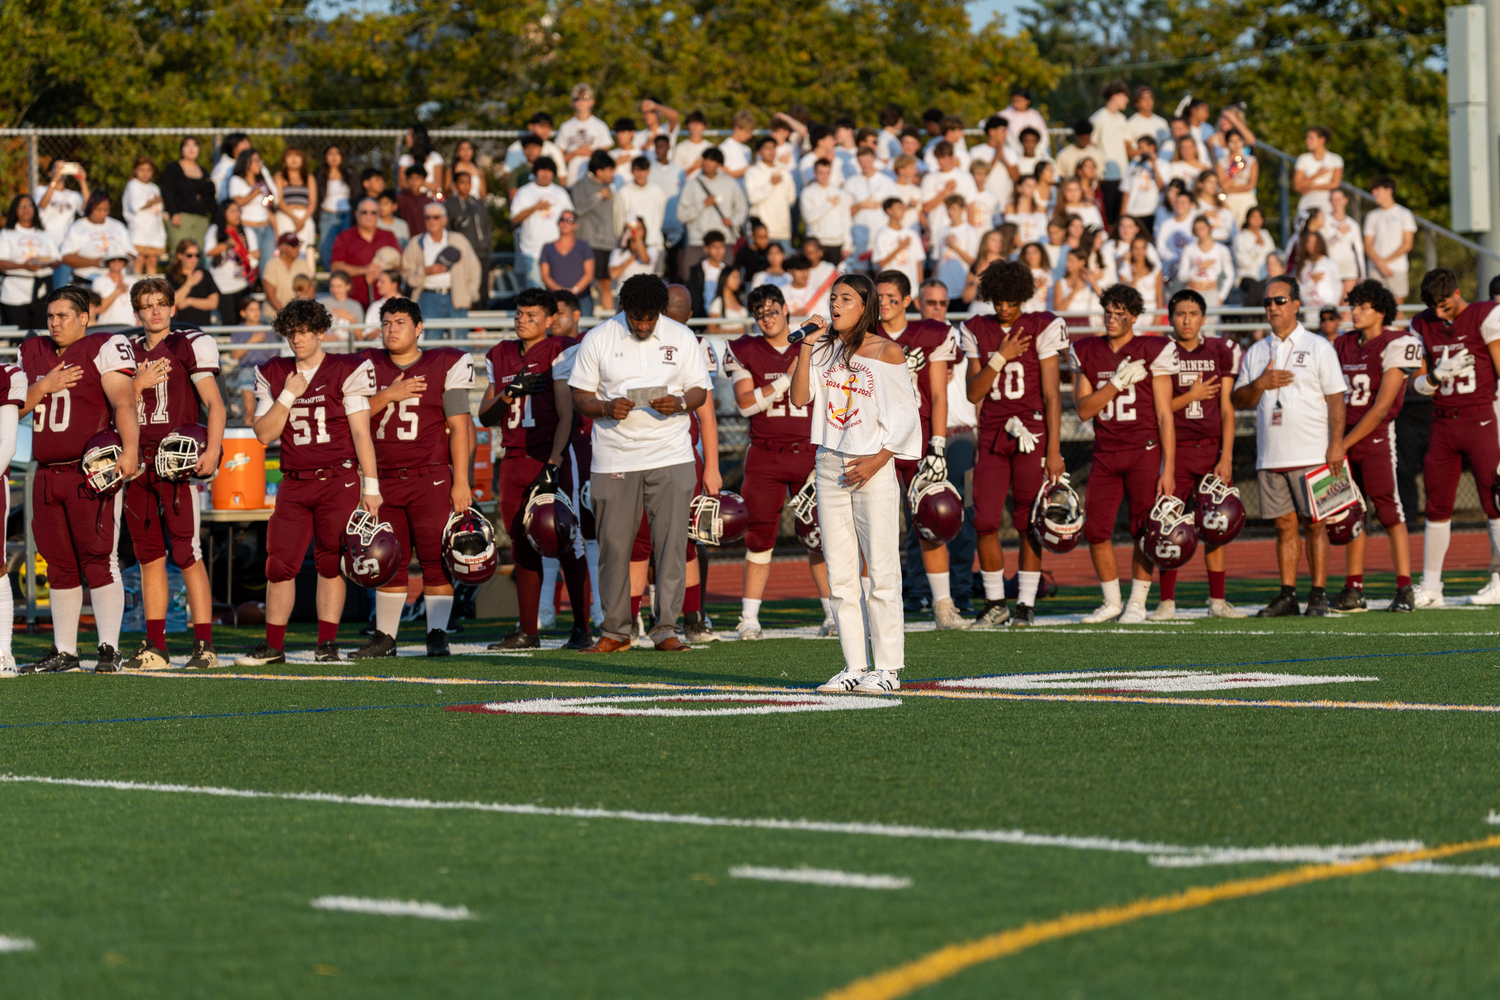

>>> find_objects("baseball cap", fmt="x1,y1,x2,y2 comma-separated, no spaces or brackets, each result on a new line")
276,233,301,248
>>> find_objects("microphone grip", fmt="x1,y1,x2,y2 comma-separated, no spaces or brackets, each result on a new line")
786,322,819,345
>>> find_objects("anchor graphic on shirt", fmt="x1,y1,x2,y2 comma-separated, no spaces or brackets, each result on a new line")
827,370,861,427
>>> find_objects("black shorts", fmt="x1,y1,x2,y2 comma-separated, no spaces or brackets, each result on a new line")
593,249,613,281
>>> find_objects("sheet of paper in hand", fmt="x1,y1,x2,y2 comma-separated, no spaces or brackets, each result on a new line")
627,386,669,407
1303,459,1359,521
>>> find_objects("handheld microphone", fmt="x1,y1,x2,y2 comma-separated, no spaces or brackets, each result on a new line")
786,322,820,345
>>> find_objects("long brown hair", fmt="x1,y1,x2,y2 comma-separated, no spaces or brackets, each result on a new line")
166,239,201,288
814,272,879,366
279,147,307,185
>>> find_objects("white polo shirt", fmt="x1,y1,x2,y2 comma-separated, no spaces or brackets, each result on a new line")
568,312,713,474
1234,324,1349,470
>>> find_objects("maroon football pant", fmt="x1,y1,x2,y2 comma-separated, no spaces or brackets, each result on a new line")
1172,439,1219,501
973,431,1046,537
741,444,815,553
379,471,453,588
125,471,202,569
1084,445,1160,545
265,475,360,582
500,454,588,633
1348,432,1404,528
1423,413,1499,521
32,465,122,590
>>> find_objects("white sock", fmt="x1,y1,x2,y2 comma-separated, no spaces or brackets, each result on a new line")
1422,520,1452,591
586,539,602,619
0,573,11,657
51,587,82,655
376,590,405,637
981,570,1006,601
819,597,834,620
927,572,951,604
90,581,124,651
1487,520,1500,579
425,593,453,633
1128,578,1152,608
1100,578,1122,608
741,597,762,623
1018,571,1041,606
539,557,560,615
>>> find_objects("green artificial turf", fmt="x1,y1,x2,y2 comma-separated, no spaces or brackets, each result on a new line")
2,575,1500,998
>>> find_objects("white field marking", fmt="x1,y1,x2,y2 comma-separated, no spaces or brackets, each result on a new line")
310,896,475,920
1488,811,1500,826
0,935,36,953
465,693,896,717
1390,861,1500,879
280,643,533,662
0,773,1431,869
1148,841,1424,867
940,669,1378,694
728,865,912,889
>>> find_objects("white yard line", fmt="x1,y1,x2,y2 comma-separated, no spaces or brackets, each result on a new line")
0,935,36,953
1389,861,1500,879
310,896,474,920
728,865,911,889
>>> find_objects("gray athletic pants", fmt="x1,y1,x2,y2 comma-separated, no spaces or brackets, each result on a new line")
590,461,696,644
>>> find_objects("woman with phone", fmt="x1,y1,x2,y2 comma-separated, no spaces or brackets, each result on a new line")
228,149,276,275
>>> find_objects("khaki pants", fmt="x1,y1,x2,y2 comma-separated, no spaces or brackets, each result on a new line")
164,213,210,258
590,461,696,643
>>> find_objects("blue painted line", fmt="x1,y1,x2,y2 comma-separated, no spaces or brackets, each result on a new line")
0,703,436,730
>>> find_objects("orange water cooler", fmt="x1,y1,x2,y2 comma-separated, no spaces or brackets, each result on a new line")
212,428,267,510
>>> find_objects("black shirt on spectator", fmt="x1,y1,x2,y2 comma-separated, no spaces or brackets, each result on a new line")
160,162,217,218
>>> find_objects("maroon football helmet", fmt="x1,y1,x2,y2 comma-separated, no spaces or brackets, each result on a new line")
1194,475,1246,546
907,479,964,543
81,431,132,499
1029,476,1085,554
1323,497,1366,546
1140,495,1199,570
524,491,579,557
689,491,749,546
340,508,402,588
155,423,211,483
789,472,821,551
442,509,498,584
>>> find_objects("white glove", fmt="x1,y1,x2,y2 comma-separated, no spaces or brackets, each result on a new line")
1005,416,1040,453
915,438,947,483
1109,358,1148,391
1433,346,1476,384
905,345,927,375
769,373,792,399
987,349,1008,372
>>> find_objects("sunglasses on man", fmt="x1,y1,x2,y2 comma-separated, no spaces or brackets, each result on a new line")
1262,296,1291,307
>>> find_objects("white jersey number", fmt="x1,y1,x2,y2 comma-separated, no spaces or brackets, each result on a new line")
138,382,170,425
1177,372,1204,419
288,405,331,446
376,397,420,441
1099,382,1136,422
988,361,1026,401
507,396,536,430
1348,374,1371,409
35,389,72,433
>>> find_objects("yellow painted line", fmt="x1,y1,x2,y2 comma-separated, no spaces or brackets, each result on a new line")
817,833,1500,1000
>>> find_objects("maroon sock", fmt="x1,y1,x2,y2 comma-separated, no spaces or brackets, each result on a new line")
1397,574,1412,589
514,565,541,635
194,622,213,644
630,595,642,620
146,619,167,652
1345,574,1363,590
318,620,338,644
684,583,701,614
266,623,286,650
1207,570,1227,601
1159,571,1177,602
561,555,591,628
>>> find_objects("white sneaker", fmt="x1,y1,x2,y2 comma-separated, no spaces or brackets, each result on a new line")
1147,599,1176,621
1470,573,1500,605
818,618,839,638
0,651,15,678
1413,587,1445,609
933,597,970,630
852,669,900,694
817,667,868,693
538,605,557,629
1116,603,1149,624
1208,598,1248,619
736,619,762,641
1081,603,1123,624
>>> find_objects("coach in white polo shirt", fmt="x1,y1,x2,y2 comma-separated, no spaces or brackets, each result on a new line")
569,274,712,652
1232,274,1349,619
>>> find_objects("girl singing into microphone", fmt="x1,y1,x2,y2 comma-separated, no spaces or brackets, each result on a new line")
791,273,922,693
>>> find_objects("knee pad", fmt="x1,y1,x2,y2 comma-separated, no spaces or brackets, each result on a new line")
418,557,449,588
512,538,543,571
745,548,774,565
265,554,300,584
315,549,342,579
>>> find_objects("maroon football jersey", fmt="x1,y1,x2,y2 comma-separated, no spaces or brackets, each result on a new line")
959,311,1068,451
485,335,576,459
362,346,474,471
133,328,220,449
1335,328,1422,431
879,318,957,440
254,352,377,472
1170,335,1241,443
1411,300,1500,417
722,335,811,449
1069,333,1180,450
21,331,136,465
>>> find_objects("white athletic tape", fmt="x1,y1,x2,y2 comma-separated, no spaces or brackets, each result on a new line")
0,935,36,953
728,865,911,889
745,549,774,565
310,896,475,920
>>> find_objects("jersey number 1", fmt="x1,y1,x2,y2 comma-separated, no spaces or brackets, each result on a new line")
289,405,331,446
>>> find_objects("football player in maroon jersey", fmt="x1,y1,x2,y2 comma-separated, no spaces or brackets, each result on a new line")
238,299,381,665
348,297,475,658
120,278,226,671
547,290,603,627
1070,282,1179,623
874,270,968,629
479,287,592,649
1149,288,1246,620
18,286,140,673
723,284,834,639
1409,268,1500,607
960,260,1067,627
1331,280,1424,612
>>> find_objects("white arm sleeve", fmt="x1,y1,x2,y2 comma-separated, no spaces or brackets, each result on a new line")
341,358,377,412
95,335,136,377
958,323,979,359
1148,341,1179,377
445,353,476,390
1034,318,1069,360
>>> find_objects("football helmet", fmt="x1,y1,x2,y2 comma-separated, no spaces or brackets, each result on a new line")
523,490,579,557
81,431,132,499
1323,496,1366,546
1029,476,1085,554
1193,475,1246,546
442,509,498,584
1140,495,1199,570
907,479,964,543
789,472,821,551
155,423,210,483
689,491,749,546
340,508,402,588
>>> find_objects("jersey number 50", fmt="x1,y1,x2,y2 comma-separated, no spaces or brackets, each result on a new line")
34,389,72,433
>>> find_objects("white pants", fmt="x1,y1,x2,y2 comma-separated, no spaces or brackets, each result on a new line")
815,447,904,673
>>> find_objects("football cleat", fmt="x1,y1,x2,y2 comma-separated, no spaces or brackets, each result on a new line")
1257,593,1300,617
1332,586,1368,612
341,509,402,589
442,509,499,585
1140,496,1198,571
933,597,970,630
852,669,900,694
1469,573,1500,605
81,431,135,499
1304,591,1330,617
122,640,170,671
1387,586,1416,613
683,614,717,643
688,492,749,546
1030,476,1085,554
314,641,341,663
94,644,122,673
0,652,14,678
185,640,219,670
234,643,286,667
1412,587,1445,609
1193,475,1246,546
562,626,592,651
817,618,839,638
488,630,539,651
154,423,210,482
349,631,398,659
1116,604,1149,624
23,647,81,674
425,628,451,657
537,605,557,629
1008,604,1036,626
1208,598,1248,619
973,600,1011,628
735,619,763,641
907,480,964,544
817,667,867,693
1147,599,1176,621
1081,603,1122,624
524,491,580,558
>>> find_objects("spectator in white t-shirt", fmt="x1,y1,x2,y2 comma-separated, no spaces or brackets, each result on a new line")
34,159,90,288
614,156,668,255
872,198,923,291
1322,189,1364,297
1125,86,1170,160
398,124,445,196
1293,125,1343,219
91,252,138,325
1295,230,1344,312
799,125,842,188
846,147,896,261
60,191,132,282
1363,175,1416,302
923,117,971,174
1055,120,1106,183
558,84,615,186
920,143,979,220
745,137,797,247
1155,188,1198,282
800,160,852,263
719,110,756,183
503,114,565,187
998,86,1049,158
877,103,906,165
509,157,574,289
673,111,713,178
1120,136,1165,228
636,98,681,150
1089,79,1132,219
